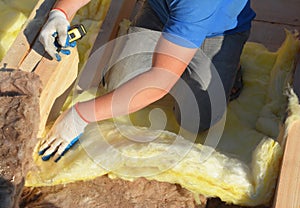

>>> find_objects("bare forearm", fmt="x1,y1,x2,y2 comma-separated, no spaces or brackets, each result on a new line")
54,0,91,19
77,67,178,122
76,37,197,122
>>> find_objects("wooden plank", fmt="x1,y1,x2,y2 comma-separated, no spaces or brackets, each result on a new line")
79,0,137,90
35,49,79,137
18,40,46,72
0,0,56,70
47,83,74,123
272,120,300,208
91,0,137,53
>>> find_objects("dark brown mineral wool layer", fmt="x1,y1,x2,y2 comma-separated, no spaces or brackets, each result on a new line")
20,176,206,208
0,70,41,208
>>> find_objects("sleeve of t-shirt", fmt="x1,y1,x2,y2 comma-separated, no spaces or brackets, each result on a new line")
162,0,249,48
162,0,222,48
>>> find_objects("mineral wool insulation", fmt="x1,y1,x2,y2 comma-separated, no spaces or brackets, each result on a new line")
1,0,300,207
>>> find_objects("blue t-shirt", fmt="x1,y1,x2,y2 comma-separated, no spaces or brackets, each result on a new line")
148,0,256,48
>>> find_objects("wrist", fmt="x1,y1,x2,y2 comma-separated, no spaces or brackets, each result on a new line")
52,7,69,20
74,103,91,123
53,0,91,21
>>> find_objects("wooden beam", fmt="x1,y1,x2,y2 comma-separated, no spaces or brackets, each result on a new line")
18,40,47,72
78,0,137,91
91,0,137,53
272,120,300,208
35,50,79,137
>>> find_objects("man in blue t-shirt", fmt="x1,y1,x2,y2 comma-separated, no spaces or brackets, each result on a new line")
38,0,256,161
130,0,255,132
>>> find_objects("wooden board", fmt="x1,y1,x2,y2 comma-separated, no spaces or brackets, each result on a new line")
272,120,300,208
35,51,79,137
78,0,137,90
91,0,137,53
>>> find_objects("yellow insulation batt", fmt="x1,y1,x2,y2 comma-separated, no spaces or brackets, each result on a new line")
27,31,300,207
0,0,38,60
70,0,111,69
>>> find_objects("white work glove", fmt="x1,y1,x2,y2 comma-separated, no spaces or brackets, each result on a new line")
38,105,89,162
39,9,76,61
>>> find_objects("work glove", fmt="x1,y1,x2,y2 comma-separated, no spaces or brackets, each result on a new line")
38,105,89,162
39,9,76,61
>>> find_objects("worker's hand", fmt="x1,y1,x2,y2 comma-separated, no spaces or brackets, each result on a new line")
38,105,89,162
39,9,76,61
